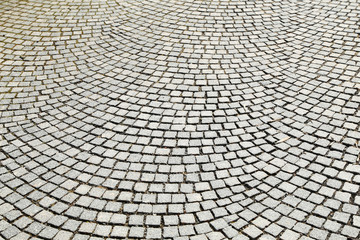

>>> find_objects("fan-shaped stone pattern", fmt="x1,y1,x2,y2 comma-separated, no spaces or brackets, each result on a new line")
1,0,360,239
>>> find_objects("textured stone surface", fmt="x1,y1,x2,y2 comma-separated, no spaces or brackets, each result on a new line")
0,0,360,239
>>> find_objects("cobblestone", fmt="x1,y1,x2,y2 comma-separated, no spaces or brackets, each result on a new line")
1,0,360,239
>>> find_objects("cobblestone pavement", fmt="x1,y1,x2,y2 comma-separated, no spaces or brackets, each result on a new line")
0,0,360,239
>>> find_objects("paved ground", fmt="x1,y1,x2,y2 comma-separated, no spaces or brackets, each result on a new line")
0,0,360,239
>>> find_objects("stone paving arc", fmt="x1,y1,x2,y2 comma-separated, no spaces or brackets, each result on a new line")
0,0,360,240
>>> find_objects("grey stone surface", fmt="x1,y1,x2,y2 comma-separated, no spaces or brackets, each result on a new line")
0,0,360,239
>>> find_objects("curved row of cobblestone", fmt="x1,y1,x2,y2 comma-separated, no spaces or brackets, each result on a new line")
1,0,360,239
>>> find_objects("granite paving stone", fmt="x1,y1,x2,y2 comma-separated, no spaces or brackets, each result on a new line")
1,0,360,239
